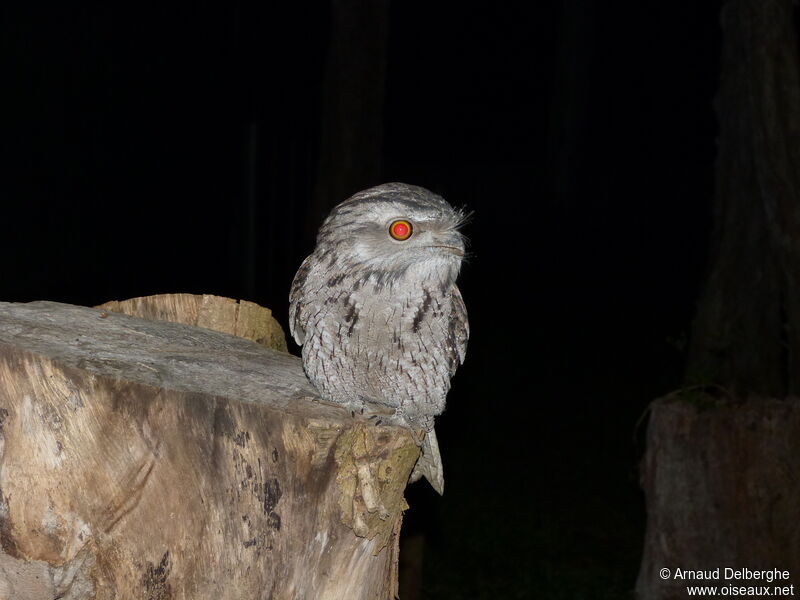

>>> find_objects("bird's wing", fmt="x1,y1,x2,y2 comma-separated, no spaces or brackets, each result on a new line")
447,286,469,376
288,255,315,345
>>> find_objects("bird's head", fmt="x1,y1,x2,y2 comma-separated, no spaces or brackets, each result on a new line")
316,183,468,288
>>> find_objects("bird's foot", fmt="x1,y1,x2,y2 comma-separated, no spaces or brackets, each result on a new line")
350,403,394,427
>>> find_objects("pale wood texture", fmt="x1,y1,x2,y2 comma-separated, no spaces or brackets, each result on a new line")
96,293,287,352
0,300,419,599
636,392,800,598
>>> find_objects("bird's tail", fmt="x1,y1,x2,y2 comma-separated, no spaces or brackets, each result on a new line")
409,427,444,495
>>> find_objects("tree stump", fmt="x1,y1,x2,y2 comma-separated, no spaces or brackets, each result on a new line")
0,300,419,599
636,391,800,599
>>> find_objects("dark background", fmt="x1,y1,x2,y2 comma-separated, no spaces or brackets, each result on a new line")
2,3,721,597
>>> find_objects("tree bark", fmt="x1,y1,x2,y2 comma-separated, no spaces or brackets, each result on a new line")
638,1,800,597
0,300,418,599
636,392,800,598
686,0,800,396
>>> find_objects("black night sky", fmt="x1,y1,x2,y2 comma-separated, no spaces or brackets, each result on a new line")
3,2,722,597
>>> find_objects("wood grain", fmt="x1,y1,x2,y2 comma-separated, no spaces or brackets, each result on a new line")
0,300,417,599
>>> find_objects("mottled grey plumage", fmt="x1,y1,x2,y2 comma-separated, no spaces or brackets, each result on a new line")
289,183,469,492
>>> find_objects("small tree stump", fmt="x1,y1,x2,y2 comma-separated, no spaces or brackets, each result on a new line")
636,392,800,598
0,300,419,599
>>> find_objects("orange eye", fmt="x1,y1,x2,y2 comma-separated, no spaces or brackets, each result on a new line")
389,220,413,241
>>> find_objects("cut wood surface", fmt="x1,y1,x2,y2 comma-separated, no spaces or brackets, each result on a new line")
96,293,287,352
0,300,418,599
636,392,800,599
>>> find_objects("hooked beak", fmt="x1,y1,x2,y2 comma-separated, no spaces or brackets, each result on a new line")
430,245,465,257
428,232,466,257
